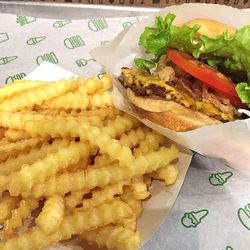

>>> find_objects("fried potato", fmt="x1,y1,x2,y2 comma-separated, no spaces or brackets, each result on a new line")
24,118,135,167
43,91,89,111
148,164,179,186
0,127,5,139
0,80,46,103
0,193,20,224
88,91,113,109
4,129,30,142
121,187,143,218
133,130,164,157
0,201,133,250
0,111,47,130
129,177,150,200
80,179,131,210
0,138,43,161
36,195,64,235
0,139,69,175
24,146,178,198
120,127,146,147
0,77,77,112
0,75,180,250
0,198,38,237
64,191,88,211
8,142,90,195
77,74,112,95
83,225,141,250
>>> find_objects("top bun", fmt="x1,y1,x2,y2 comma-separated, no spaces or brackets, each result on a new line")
185,18,236,38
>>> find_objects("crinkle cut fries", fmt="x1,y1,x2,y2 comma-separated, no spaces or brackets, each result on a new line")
0,75,179,250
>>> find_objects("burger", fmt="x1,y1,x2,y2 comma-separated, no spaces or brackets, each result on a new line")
118,14,250,132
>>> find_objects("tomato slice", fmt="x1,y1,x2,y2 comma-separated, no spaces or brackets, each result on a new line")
167,48,244,108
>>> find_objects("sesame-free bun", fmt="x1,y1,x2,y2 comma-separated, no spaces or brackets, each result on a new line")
127,89,221,132
185,18,236,38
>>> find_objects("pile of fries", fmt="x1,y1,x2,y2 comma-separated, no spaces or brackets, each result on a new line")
0,75,179,250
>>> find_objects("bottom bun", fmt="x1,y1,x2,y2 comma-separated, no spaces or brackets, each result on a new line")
127,89,221,132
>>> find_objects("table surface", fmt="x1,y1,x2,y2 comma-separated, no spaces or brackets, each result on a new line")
0,2,250,250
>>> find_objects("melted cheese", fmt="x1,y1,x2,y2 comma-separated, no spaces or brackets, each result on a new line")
121,68,234,121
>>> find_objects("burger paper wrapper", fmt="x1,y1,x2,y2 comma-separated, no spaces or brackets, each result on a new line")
23,62,192,249
91,3,250,176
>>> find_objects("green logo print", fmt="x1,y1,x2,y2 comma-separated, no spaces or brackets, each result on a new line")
53,20,71,28
97,73,105,79
88,18,108,32
122,18,140,29
181,209,209,228
0,56,18,65
237,203,250,231
76,58,96,68
101,40,109,46
223,246,234,250
16,16,36,26
64,35,85,49
5,72,26,84
209,171,233,186
26,36,46,45
0,33,9,44
36,52,59,65
122,21,133,29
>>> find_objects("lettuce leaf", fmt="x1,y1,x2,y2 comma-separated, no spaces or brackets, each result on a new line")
236,82,250,107
135,13,250,106
198,26,250,80
135,14,201,69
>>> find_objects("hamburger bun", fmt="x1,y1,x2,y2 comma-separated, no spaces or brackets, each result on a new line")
185,18,236,38
127,89,221,132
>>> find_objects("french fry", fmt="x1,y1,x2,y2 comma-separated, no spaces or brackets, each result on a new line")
77,74,112,95
120,127,146,147
0,139,70,175
94,154,115,168
98,74,112,91
24,113,139,140
118,214,137,231
0,138,43,161
0,112,47,130
80,180,131,210
102,114,140,139
65,158,89,173
0,193,20,224
0,127,5,139
0,76,181,250
0,175,9,194
133,131,164,157
0,77,77,112
83,225,141,250
143,175,152,187
129,177,150,200
148,164,179,186
70,107,120,120
120,188,143,218
0,137,9,146
44,91,89,111
4,129,30,142
0,198,38,238
8,142,90,195
64,191,89,211
25,146,179,198
24,118,135,167
36,195,64,235
88,91,113,109
0,80,46,103
0,200,134,250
